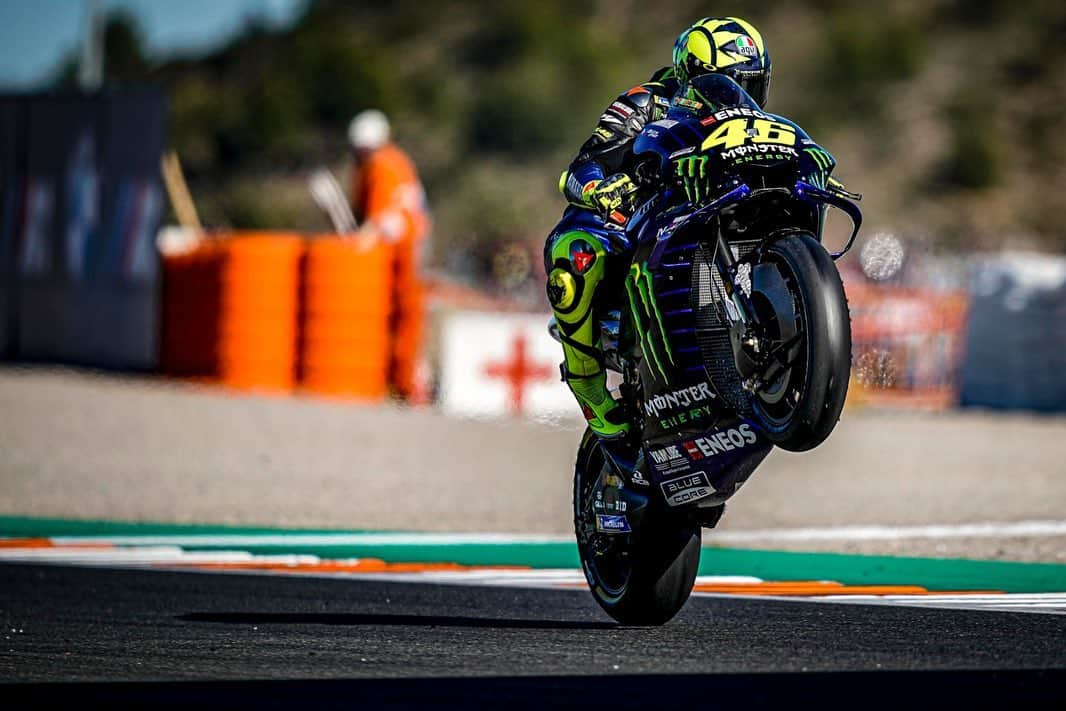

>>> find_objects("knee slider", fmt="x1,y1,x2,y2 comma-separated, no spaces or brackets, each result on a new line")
547,267,580,311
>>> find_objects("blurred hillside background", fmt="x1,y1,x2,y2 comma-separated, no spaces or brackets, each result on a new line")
2,0,1065,415
2,0,1064,560
24,0,1066,288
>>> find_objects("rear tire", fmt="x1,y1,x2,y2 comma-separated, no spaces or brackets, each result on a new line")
573,430,701,625
751,232,851,452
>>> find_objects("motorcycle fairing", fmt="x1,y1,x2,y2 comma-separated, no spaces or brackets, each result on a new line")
643,409,772,508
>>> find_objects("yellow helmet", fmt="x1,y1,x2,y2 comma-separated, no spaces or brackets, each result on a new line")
672,17,772,107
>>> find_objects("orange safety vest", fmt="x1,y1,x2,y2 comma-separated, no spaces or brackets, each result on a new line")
350,143,430,247
350,142,431,401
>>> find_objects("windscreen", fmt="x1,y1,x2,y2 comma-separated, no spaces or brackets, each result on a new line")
671,73,761,117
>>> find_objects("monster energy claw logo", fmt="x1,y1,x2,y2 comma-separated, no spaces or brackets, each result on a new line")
675,154,710,203
805,147,833,170
675,155,708,178
804,147,833,189
626,262,674,382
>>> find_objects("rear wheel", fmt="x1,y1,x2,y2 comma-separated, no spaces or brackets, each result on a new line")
573,430,701,625
750,232,851,452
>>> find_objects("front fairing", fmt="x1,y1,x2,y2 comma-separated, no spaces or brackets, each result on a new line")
632,73,825,225
634,106,815,202
624,188,775,512
620,75,860,511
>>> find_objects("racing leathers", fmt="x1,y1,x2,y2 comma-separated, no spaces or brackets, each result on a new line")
544,67,679,440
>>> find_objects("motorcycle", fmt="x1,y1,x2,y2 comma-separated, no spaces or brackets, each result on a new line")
551,74,863,625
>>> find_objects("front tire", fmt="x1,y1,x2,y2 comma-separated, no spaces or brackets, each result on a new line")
750,232,851,452
573,430,701,625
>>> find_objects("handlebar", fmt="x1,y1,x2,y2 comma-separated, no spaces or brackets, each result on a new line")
646,180,863,268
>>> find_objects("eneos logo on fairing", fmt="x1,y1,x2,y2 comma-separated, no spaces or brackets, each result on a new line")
683,424,758,460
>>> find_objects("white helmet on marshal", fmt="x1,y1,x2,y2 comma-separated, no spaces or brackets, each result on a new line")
348,109,390,150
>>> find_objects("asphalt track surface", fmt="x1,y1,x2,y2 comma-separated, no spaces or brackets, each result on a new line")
3,370,1066,707
2,563,1065,709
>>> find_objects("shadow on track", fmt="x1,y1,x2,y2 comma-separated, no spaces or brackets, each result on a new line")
177,611,618,630
7,670,1066,710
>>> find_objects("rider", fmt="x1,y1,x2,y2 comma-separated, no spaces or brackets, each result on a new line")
544,17,773,442
347,109,432,402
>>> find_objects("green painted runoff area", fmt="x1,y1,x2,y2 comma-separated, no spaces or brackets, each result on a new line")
2,516,1065,594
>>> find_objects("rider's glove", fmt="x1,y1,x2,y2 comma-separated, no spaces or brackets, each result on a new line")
673,154,711,206
588,173,639,224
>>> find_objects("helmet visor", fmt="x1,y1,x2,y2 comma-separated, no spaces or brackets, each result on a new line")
730,67,771,108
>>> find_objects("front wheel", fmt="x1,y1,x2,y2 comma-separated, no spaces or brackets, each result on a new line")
749,232,851,452
573,430,701,625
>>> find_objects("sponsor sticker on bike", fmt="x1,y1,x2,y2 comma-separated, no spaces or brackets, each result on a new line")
712,106,770,122
682,424,758,460
657,405,716,431
644,383,715,418
630,469,651,487
645,383,718,430
720,144,798,161
595,514,632,533
648,444,690,476
660,472,715,507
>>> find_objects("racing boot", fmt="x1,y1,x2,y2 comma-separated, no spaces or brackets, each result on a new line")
545,229,630,442
564,366,629,441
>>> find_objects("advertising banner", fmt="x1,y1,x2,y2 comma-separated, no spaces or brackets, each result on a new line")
0,88,166,368
439,310,578,422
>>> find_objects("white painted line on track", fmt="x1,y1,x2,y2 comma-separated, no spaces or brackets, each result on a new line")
5,540,1063,616
0,547,322,566
15,519,1064,549
41,533,573,547
792,592,1066,615
332,570,591,588
707,520,1066,543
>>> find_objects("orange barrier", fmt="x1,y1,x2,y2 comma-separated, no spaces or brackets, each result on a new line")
220,234,302,391
161,233,302,392
297,237,394,399
162,233,415,401
161,245,224,377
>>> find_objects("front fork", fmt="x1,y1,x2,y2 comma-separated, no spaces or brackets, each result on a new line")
712,229,763,379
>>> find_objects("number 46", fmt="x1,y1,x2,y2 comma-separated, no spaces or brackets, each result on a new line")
702,118,796,151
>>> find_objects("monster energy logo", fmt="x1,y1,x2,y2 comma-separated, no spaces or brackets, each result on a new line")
675,154,710,203
805,148,833,169
644,383,715,418
626,261,674,382
804,148,833,189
